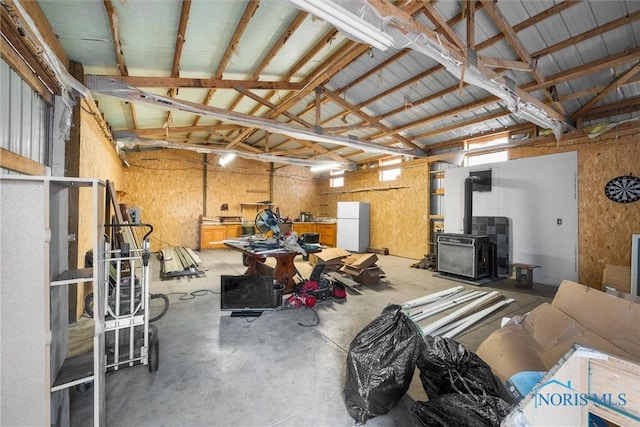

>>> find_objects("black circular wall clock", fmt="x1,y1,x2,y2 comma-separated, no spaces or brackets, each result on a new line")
604,175,640,203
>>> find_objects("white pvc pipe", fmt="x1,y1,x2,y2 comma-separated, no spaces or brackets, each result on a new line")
403,286,464,308
441,298,515,339
422,291,502,335
411,291,485,323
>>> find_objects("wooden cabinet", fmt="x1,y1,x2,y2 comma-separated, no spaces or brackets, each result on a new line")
317,223,336,247
292,222,337,247
292,222,316,236
226,224,243,239
200,223,244,250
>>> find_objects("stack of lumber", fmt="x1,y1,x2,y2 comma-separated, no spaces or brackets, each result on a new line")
160,246,203,279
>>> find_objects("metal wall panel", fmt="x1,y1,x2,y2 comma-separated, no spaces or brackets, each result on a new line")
0,59,51,174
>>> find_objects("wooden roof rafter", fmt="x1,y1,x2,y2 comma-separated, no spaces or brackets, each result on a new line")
478,0,566,115
104,0,139,128
571,61,640,120
312,0,582,132
163,0,191,134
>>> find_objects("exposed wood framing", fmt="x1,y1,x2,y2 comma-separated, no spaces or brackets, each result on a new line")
104,0,138,128
0,147,47,175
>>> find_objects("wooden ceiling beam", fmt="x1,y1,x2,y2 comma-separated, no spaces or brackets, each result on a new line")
235,87,311,127
343,0,579,124
129,124,242,135
466,0,475,48
560,75,640,103
474,1,580,52
226,41,369,149
96,76,305,90
0,10,56,102
580,96,640,122
479,0,565,115
224,11,308,114
533,9,640,60
104,0,139,129
165,0,192,136
371,48,640,141
337,1,480,96
572,61,640,119
3,0,69,69
195,0,259,121
421,1,467,53
323,88,422,151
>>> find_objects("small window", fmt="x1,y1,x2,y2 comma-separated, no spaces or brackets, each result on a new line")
379,157,401,182
330,170,344,188
466,151,508,166
465,135,508,166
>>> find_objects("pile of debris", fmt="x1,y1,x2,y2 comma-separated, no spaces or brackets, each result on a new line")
341,253,385,285
411,253,436,270
309,248,385,285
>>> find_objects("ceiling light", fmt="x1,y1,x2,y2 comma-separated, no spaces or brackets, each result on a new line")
310,163,342,173
288,0,394,51
218,153,236,167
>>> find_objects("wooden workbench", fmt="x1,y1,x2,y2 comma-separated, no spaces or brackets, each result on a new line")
223,238,320,293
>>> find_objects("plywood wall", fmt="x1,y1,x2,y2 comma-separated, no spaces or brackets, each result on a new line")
510,128,640,288
76,105,124,319
121,152,319,251
77,106,123,266
317,159,431,259
80,104,639,290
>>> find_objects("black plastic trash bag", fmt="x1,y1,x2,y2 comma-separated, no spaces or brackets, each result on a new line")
410,394,513,427
416,335,500,399
344,304,426,425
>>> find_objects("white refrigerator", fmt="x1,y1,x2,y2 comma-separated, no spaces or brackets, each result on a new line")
337,201,370,252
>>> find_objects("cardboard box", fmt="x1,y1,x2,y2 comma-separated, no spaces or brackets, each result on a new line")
342,253,378,269
503,346,640,426
340,264,385,285
309,247,351,270
477,280,640,399
601,264,631,294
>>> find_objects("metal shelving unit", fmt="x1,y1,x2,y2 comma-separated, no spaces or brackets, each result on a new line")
0,176,106,426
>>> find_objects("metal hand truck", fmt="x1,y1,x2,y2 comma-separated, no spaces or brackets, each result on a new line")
102,224,159,372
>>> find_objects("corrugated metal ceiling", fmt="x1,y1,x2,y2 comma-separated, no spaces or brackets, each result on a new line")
13,0,637,168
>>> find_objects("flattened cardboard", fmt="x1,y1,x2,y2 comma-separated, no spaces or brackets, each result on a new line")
601,264,631,294
477,279,640,399
340,264,385,285
552,280,640,357
476,325,546,383
342,253,378,269
309,247,350,269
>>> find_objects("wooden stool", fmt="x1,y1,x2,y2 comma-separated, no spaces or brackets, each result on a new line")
512,263,540,288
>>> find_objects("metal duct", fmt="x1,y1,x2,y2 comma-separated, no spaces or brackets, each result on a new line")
463,176,479,235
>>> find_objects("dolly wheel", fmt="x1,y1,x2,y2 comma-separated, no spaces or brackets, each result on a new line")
148,338,160,372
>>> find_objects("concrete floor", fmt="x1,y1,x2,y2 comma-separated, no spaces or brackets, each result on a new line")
70,249,556,426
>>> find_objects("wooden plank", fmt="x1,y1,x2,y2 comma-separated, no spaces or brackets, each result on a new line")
0,148,47,175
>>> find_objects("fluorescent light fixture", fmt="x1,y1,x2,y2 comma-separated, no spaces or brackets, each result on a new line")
90,76,419,158
288,0,394,51
309,163,343,173
218,153,236,167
